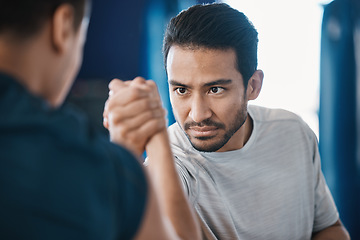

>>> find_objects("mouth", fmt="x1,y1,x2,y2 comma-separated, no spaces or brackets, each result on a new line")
188,126,219,138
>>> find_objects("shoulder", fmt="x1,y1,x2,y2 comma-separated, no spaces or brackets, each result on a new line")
0,80,148,238
168,122,192,152
249,104,316,140
249,104,303,123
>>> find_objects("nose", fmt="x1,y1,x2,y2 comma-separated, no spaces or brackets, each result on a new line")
189,95,212,123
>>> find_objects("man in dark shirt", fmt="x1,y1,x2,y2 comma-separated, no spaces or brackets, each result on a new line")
1,72,149,239
0,0,200,239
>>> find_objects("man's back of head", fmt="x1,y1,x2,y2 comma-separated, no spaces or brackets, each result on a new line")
0,0,90,107
0,0,87,39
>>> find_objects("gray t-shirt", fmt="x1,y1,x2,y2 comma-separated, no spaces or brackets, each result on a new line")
168,105,339,240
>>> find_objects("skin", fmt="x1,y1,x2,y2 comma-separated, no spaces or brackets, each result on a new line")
166,45,350,239
104,78,167,157
105,78,200,240
312,220,350,240
167,45,263,152
0,3,200,240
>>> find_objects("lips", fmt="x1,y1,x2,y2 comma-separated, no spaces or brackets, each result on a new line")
188,126,219,138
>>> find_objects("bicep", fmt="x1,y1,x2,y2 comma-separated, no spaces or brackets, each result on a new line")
312,219,350,240
174,156,191,196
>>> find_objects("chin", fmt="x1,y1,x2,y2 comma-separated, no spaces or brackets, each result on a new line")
190,139,226,152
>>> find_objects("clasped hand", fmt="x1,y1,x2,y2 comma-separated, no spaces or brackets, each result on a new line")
103,77,167,157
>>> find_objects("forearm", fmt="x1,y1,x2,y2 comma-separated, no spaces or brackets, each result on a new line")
146,130,200,240
312,220,350,240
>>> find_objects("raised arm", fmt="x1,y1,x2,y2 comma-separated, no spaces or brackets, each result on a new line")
104,77,201,240
145,128,200,240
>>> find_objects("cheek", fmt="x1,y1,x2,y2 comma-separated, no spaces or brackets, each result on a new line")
213,99,244,121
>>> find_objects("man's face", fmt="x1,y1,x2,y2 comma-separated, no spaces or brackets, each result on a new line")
167,46,249,152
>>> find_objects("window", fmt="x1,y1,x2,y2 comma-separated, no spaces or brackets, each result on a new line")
224,0,333,137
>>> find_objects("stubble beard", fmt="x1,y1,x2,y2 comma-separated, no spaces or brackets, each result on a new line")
183,104,248,152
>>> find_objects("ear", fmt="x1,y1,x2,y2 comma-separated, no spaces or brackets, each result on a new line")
246,70,263,101
51,4,75,54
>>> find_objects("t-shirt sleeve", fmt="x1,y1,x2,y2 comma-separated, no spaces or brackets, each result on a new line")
174,155,191,197
311,135,339,232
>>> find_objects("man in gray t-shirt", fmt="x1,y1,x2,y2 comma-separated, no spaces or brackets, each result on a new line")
161,3,350,240
169,105,339,239
108,3,350,240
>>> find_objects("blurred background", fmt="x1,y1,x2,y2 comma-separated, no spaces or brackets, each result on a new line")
68,0,360,238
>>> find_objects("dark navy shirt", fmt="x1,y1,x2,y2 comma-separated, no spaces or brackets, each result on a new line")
0,73,147,239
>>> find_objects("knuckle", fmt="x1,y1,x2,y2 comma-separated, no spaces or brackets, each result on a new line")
110,113,121,124
134,76,146,82
130,87,142,99
108,79,121,90
146,80,156,87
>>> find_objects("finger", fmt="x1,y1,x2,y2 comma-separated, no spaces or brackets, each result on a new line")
111,114,167,152
109,77,149,92
107,108,167,157
103,99,109,129
108,100,164,128
108,79,127,97
106,95,155,121
129,115,167,142
132,76,146,85
145,79,157,88
145,80,162,100
112,77,150,95
109,80,136,96
108,78,125,91
118,96,162,118
103,99,109,116
107,86,150,110
109,79,149,98
117,107,166,132
103,116,109,129
130,78,152,93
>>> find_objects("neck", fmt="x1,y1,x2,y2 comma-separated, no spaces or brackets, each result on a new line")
241,113,253,146
216,113,253,152
0,33,60,107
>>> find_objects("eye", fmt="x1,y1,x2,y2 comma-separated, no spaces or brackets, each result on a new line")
209,87,224,94
175,87,188,95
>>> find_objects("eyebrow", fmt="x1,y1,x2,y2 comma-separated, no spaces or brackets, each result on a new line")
169,80,188,87
169,79,232,88
203,79,232,87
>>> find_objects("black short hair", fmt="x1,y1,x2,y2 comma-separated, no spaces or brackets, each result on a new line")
163,3,258,88
0,0,89,38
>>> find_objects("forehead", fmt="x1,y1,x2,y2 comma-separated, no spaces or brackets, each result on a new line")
166,45,242,85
